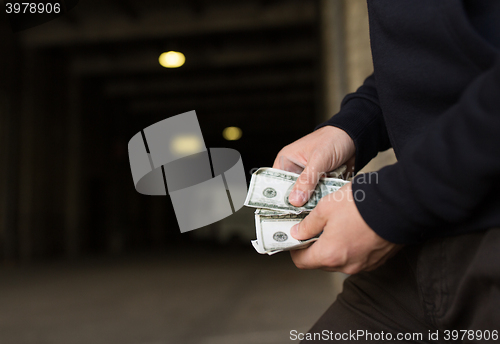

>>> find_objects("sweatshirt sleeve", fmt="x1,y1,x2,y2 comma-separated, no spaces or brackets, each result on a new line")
316,73,392,172
353,55,500,244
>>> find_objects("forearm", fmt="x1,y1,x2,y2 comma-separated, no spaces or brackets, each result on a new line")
353,56,500,244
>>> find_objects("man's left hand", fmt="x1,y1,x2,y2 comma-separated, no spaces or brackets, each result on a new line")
290,183,402,274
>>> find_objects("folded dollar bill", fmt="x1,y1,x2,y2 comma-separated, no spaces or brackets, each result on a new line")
251,209,318,255
246,167,349,255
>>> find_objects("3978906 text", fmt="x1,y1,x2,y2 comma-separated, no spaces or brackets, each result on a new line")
5,2,61,14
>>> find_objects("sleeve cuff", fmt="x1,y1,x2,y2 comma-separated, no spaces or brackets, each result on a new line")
316,97,391,173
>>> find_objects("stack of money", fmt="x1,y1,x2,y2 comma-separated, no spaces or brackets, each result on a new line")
244,167,350,255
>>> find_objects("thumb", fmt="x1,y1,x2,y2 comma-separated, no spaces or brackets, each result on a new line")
288,156,327,207
290,210,326,241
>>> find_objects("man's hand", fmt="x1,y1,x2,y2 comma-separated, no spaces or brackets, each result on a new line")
272,126,355,207
289,183,402,274
273,126,399,273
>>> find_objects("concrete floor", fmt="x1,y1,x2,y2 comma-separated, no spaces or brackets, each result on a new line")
0,246,341,344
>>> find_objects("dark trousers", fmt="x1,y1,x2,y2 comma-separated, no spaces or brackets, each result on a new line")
302,229,500,343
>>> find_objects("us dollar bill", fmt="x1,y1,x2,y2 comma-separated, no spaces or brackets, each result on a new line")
244,168,349,214
252,209,319,255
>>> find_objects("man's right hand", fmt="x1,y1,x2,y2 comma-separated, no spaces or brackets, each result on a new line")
272,126,356,207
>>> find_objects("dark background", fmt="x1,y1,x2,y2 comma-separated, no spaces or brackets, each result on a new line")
1,0,322,260
0,1,380,343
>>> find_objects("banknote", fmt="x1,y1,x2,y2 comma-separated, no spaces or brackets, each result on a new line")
252,209,318,255
244,168,349,214
246,167,349,255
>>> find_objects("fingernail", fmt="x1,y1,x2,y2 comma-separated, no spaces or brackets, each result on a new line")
290,224,299,238
289,190,307,205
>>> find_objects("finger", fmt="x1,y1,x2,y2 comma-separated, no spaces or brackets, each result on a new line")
290,209,326,241
290,239,328,270
272,155,305,174
288,158,326,206
271,155,282,169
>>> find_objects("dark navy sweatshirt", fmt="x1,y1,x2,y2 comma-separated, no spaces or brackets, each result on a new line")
318,0,500,244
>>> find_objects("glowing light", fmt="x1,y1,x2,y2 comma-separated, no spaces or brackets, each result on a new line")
159,51,186,68
223,127,242,141
171,135,203,155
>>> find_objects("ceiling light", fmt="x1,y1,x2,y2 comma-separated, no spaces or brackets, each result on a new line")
223,127,242,141
171,135,202,156
159,51,186,68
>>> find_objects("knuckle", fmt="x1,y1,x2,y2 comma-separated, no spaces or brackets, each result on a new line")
342,267,359,275
274,154,284,165
298,221,310,237
312,204,326,220
314,248,335,268
320,252,337,268
341,263,363,275
291,255,307,270
275,146,291,160
280,144,293,154
295,262,307,270
315,247,348,270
